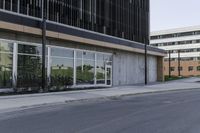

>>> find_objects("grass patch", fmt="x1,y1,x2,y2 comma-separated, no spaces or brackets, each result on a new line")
165,76,185,81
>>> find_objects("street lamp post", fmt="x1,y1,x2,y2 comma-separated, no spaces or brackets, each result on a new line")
145,43,148,85
42,0,47,91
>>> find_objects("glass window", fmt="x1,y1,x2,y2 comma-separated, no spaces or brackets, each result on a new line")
49,47,74,90
77,51,95,60
0,0,3,9
76,51,95,85
51,47,74,58
178,67,183,71
104,55,112,62
0,41,13,88
106,67,112,85
197,40,200,43
5,0,11,10
197,66,200,71
17,44,43,89
83,51,95,60
96,53,105,84
19,0,42,18
12,0,18,12
0,52,13,88
76,58,95,85
76,51,83,59
178,32,193,37
17,54,42,89
3,0,18,12
188,66,193,71
170,67,175,72
0,42,13,53
18,44,42,55
50,57,74,89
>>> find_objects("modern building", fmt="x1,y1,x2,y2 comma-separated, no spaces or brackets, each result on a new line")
0,0,165,92
150,26,200,77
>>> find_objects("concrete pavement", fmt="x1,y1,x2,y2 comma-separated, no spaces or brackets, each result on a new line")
0,77,199,113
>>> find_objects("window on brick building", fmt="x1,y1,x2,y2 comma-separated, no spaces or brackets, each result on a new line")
197,66,200,71
170,67,175,72
188,66,193,71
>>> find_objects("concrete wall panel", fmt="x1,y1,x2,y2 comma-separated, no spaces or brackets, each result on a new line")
113,51,147,86
113,51,158,86
148,56,158,82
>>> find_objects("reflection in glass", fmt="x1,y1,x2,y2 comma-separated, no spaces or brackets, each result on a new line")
83,51,95,60
18,44,42,55
0,41,13,88
76,59,95,85
0,42,13,53
0,53,13,88
50,57,73,90
106,67,112,85
76,51,95,85
0,40,113,90
77,51,95,60
51,48,74,57
17,55,42,89
17,44,43,90
96,60,105,84
96,59,105,84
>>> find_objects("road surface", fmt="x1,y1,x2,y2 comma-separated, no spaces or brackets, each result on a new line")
1,89,200,133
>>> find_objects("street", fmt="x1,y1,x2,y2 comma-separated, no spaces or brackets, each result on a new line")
1,89,200,133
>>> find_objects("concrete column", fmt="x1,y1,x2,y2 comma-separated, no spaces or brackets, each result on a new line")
12,43,18,90
157,56,164,82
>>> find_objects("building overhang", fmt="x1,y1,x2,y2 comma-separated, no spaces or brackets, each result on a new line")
0,10,166,57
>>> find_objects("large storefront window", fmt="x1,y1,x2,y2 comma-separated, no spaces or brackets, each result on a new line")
0,39,113,90
0,41,13,88
76,51,95,85
50,47,74,90
17,44,42,89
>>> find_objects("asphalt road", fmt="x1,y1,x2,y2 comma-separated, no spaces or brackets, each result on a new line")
1,89,200,133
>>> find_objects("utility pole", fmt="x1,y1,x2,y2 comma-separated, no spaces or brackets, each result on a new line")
42,0,47,91
145,43,148,85
178,50,181,77
145,0,150,85
168,50,171,78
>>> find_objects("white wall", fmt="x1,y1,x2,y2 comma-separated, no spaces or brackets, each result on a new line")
113,51,158,86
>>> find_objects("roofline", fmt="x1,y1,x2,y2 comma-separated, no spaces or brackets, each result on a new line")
0,10,166,57
151,25,200,36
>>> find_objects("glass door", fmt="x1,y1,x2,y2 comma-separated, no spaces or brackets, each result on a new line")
105,65,112,86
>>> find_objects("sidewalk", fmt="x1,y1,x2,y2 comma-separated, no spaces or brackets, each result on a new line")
0,77,200,113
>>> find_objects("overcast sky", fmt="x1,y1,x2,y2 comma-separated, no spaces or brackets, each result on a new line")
150,0,200,31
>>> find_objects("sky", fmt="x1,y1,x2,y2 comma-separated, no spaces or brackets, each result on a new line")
151,0,200,31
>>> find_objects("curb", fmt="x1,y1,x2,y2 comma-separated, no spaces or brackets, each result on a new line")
0,87,200,114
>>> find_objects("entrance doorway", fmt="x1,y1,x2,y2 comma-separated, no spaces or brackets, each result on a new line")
105,65,112,86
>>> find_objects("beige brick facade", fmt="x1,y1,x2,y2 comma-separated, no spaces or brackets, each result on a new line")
164,60,200,77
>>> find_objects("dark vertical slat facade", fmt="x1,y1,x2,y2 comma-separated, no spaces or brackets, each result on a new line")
0,0,149,44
